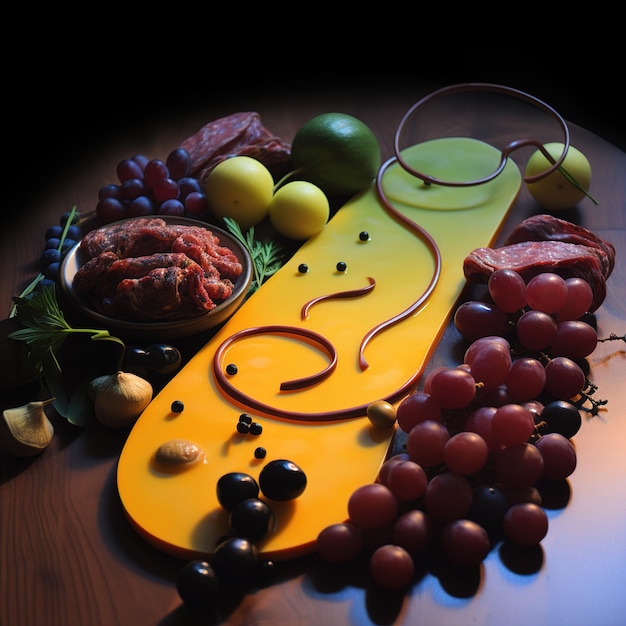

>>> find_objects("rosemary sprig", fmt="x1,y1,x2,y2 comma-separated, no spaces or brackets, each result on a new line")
223,217,284,293
558,165,599,205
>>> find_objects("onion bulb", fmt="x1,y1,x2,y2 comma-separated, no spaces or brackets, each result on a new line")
92,371,153,428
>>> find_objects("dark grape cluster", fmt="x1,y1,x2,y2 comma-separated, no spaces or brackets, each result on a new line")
316,269,601,589
38,210,84,288
96,148,209,224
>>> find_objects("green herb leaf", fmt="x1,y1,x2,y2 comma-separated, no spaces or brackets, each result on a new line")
66,381,96,427
223,217,284,293
8,283,126,423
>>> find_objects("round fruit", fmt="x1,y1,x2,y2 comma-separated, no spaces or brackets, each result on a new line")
258,459,307,501
211,536,258,588
290,112,381,196
525,142,591,211
369,544,415,590
268,181,329,240
176,560,219,612
216,472,260,512
205,156,274,230
228,498,276,541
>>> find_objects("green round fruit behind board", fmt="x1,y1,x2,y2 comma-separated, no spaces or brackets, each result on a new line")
525,142,592,211
290,113,381,197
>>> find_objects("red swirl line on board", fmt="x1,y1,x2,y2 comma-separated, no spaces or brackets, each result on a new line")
214,325,338,393
301,277,376,320
213,321,421,421
357,157,443,371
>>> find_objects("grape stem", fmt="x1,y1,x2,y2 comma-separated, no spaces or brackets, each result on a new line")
597,332,626,343
574,380,608,417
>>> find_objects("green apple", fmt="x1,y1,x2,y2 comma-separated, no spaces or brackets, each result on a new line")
525,142,592,211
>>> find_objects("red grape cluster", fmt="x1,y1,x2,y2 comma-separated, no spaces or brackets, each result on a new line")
95,148,209,224
316,269,598,590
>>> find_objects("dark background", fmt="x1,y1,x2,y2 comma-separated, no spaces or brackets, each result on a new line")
5,22,623,213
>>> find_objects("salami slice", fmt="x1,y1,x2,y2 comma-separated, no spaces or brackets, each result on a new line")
180,112,292,184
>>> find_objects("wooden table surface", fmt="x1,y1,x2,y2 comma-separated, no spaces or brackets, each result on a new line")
1,84,625,626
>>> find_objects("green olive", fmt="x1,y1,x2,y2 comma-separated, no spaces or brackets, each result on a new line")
366,400,397,429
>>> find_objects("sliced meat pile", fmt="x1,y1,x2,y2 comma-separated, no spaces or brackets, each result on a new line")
73,218,244,321
180,112,292,185
463,214,616,312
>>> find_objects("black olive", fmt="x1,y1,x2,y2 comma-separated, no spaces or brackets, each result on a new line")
211,537,258,588
146,343,182,375
538,400,582,439
216,472,260,512
468,484,508,538
176,560,219,612
125,346,149,365
228,498,276,541
259,459,307,501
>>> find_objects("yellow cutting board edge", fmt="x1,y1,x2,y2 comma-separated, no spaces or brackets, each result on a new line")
117,138,522,561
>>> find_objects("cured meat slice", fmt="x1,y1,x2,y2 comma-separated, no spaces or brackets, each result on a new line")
179,112,292,184
504,214,615,277
463,240,607,312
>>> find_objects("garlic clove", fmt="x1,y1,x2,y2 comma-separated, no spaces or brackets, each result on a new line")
0,398,55,457
93,371,153,428
155,439,205,467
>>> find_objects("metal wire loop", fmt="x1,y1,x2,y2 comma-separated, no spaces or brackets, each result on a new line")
394,82,571,187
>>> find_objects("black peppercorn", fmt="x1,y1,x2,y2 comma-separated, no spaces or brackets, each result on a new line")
239,413,253,425
170,400,184,413
226,363,238,375
336,261,347,272
236,421,250,434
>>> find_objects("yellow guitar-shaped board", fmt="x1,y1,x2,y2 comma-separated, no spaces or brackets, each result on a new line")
117,138,521,560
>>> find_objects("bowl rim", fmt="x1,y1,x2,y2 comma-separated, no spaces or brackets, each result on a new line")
59,215,253,337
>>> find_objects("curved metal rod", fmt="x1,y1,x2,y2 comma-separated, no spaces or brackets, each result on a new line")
393,82,571,187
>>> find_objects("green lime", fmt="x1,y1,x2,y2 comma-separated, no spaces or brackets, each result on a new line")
290,112,381,197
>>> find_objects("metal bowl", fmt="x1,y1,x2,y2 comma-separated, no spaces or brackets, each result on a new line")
59,216,253,340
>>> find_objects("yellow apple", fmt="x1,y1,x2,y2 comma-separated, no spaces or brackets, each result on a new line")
205,156,274,230
525,142,591,211
269,181,330,240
